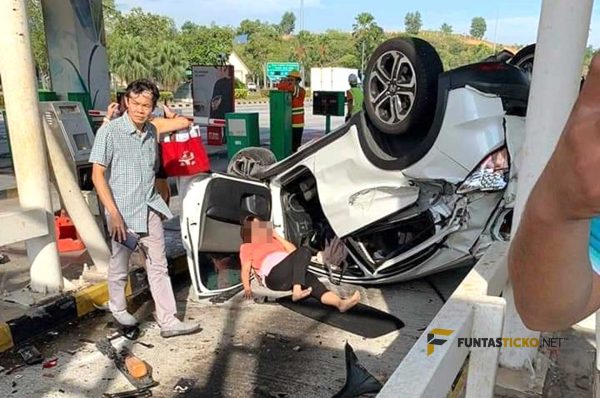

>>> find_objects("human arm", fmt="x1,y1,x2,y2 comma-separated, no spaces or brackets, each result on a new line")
241,259,253,299
91,163,126,242
150,116,192,135
273,231,297,253
102,102,120,126
346,90,354,118
509,54,600,331
276,79,294,93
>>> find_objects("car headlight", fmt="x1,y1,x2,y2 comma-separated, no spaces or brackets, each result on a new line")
457,147,509,194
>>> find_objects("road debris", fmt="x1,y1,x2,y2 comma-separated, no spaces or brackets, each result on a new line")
17,345,43,365
42,358,58,369
173,377,197,394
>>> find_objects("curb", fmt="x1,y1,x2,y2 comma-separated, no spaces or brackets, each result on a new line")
0,254,189,354
236,99,314,105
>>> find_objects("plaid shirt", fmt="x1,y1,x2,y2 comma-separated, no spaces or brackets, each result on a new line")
89,112,173,233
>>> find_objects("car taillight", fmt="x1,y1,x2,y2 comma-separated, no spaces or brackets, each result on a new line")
457,147,509,194
476,62,510,72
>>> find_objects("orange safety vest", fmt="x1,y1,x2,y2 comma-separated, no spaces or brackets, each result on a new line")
291,86,306,128
278,81,306,128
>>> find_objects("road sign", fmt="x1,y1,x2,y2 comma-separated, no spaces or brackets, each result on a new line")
266,62,300,82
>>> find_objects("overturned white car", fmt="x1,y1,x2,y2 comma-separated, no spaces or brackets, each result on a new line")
180,37,532,297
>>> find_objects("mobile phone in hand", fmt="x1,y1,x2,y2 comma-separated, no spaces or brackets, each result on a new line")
114,229,139,251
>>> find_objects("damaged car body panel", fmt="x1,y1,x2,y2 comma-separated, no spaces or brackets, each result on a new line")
286,124,420,238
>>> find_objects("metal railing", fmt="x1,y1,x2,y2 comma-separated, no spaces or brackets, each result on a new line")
0,209,49,246
378,242,509,398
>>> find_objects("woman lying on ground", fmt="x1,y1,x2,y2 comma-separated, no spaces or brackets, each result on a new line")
239,216,360,312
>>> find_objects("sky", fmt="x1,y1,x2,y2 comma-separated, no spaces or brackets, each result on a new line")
115,0,600,48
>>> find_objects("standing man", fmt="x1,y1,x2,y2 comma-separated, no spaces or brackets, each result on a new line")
90,79,201,338
278,70,306,152
346,73,364,122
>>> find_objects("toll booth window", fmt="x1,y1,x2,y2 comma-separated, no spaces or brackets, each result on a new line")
73,133,91,151
59,105,79,114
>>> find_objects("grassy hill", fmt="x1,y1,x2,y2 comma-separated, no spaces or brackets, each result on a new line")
386,30,524,71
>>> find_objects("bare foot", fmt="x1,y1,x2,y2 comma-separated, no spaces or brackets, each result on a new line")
292,287,312,301
339,291,361,313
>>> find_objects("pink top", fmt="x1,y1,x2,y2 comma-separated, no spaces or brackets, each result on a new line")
259,251,289,281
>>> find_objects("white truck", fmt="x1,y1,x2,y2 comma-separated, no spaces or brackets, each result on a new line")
310,67,360,92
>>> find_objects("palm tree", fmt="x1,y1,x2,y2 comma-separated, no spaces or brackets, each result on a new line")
152,42,187,91
108,34,151,85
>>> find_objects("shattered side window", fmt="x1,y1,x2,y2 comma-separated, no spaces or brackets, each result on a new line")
589,218,600,274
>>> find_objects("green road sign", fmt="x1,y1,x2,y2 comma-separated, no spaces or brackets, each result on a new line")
266,62,300,82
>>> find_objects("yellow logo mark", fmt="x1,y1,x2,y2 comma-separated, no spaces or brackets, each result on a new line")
427,328,454,356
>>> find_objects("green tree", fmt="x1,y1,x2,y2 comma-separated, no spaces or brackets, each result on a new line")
404,11,422,35
152,41,187,91
288,31,319,84
470,17,487,39
177,22,234,67
238,19,266,37
109,34,151,84
235,20,283,86
440,23,453,35
318,30,356,68
352,13,385,73
102,0,121,35
26,0,48,86
110,7,177,43
279,11,296,35
583,45,598,75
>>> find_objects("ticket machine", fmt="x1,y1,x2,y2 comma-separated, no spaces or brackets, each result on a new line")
39,101,96,191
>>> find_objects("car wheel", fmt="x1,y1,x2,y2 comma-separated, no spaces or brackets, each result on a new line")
227,147,277,178
364,37,443,136
509,44,535,77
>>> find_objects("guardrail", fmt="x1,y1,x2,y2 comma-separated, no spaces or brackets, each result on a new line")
0,209,49,246
378,242,509,398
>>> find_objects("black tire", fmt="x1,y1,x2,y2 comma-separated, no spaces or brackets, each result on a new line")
227,147,277,178
509,44,535,76
364,37,443,136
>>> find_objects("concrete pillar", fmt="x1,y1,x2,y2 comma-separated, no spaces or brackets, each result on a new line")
42,122,110,274
0,0,63,292
40,0,110,110
502,0,593,369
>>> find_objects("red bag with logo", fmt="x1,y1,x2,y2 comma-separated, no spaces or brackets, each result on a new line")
160,126,210,177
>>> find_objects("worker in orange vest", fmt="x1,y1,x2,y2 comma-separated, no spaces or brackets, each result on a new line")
277,70,306,152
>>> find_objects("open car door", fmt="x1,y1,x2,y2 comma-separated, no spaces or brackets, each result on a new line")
180,174,271,297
